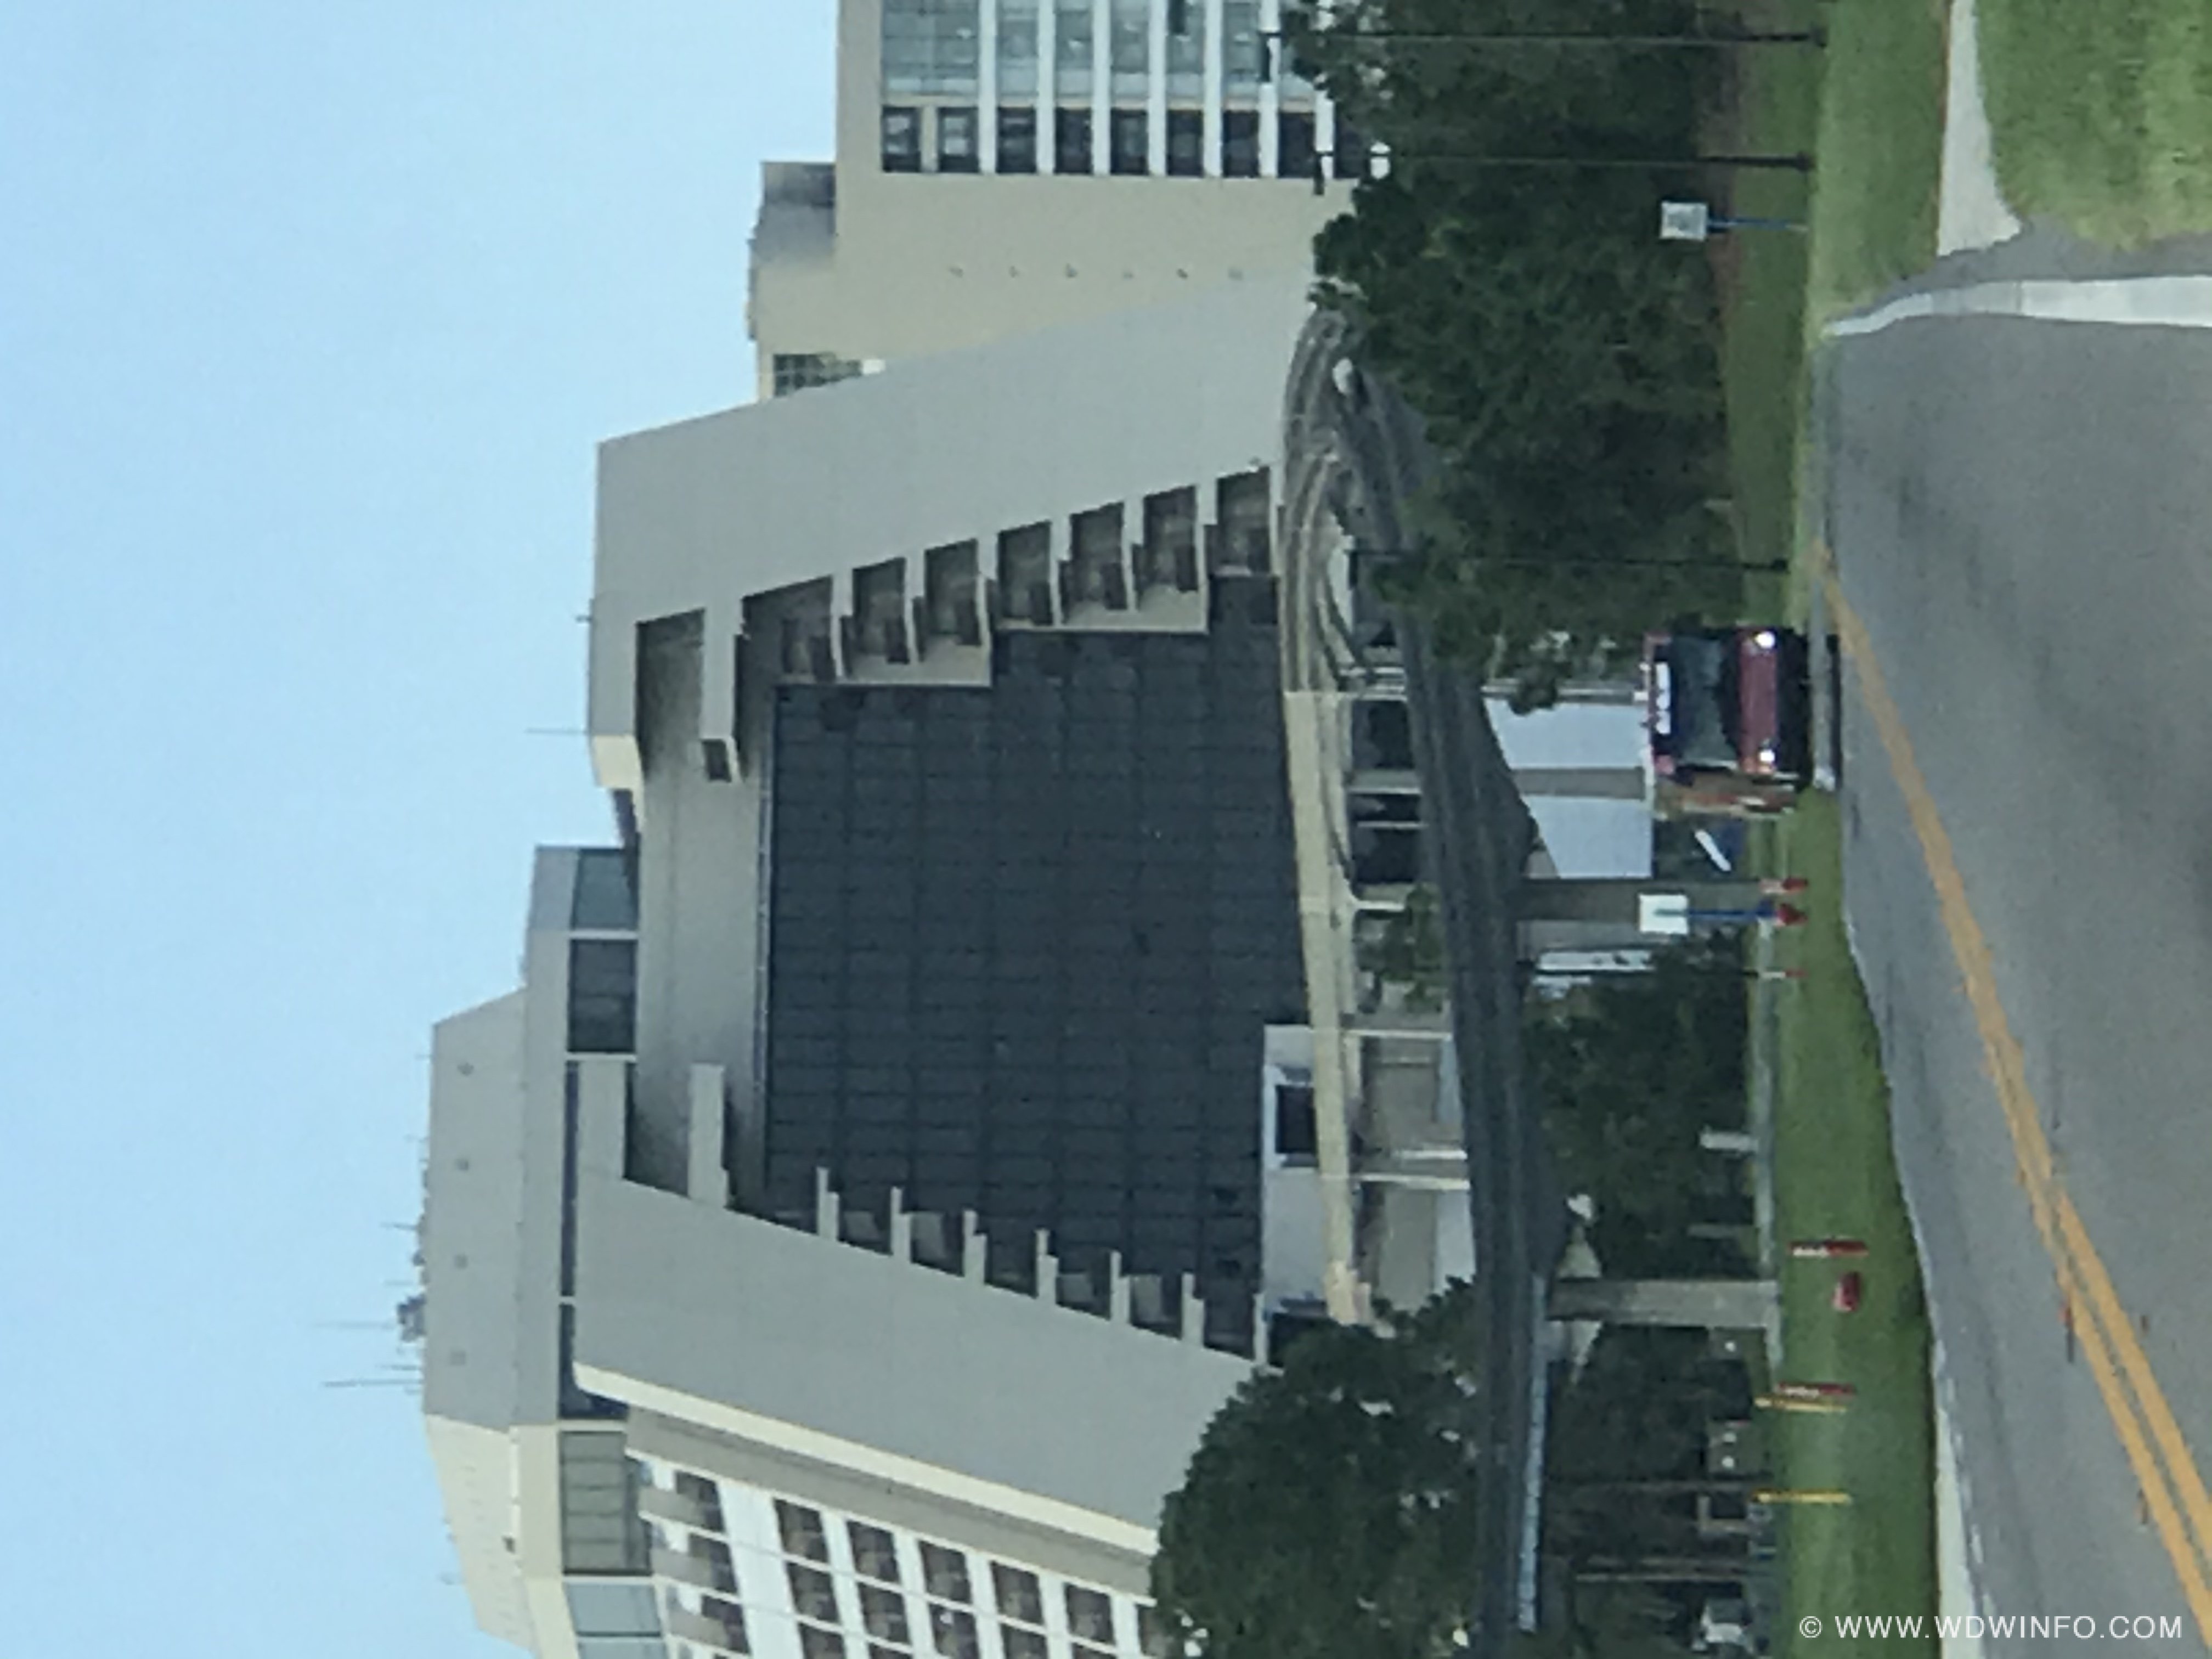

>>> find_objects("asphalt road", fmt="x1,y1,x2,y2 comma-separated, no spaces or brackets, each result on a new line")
1827,311,2212,1644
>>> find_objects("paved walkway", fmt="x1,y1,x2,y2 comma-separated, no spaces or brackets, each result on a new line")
1937,0,2022,256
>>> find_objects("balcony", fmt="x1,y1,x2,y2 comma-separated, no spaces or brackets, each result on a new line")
651,1548,737,1596
637,1486,719,1533
995,523,1055,627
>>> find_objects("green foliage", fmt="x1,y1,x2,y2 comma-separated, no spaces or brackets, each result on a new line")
1289,0,1745,703
1362,882,1448,1009
1527,937,1748,1274
1150,1289,1485,1659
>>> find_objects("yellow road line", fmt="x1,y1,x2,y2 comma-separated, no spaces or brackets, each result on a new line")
1817,545,2212,1639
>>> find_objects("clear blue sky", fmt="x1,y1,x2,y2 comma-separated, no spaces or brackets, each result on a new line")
0,5,830,1652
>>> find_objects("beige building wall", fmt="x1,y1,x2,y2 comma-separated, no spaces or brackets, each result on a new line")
748,0,1365,393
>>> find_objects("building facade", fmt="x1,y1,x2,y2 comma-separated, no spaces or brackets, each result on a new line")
748,0,1372,396
425,278,1343,1659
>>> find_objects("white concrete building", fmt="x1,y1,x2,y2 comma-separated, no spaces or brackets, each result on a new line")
749,0,1371,395
420,850,1249,1659
424,274,1654,1659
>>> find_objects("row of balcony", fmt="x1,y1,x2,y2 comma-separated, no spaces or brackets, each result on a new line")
761,474,1275,685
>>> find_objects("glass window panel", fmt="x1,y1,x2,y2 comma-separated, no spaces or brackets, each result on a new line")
1065,1587,1115,1644
991,1564,1044,1626
1166,108,1202,176
1053,106,1093,172
566,1581,662,1638
997,105,1038,172
1221,108,1259,177
1222,0,1263,86
1109,108,1149,174
571,848,637,931
789,1564,842,1625
919,1542,972,1604
883,0,981,94
777,1500,832,1563
1109,0,1149,83
938,106,980,171
860,1583,912,1644
1277,110,1316,180
882,106,923,171
1054,0,1094,93
1002,1630,1050,1659
1165,0,1204,94
929,1605,981,1659
998,0,1040,95
799,1628,849,1659
848,1521,902,1583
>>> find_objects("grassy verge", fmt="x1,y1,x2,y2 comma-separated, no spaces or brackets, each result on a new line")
1717,0,1947,603
1979,0,2212,245
1803,0,1949,321
1759,796,1938,1658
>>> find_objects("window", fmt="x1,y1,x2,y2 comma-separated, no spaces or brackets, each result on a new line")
1165,0,1205,95
1278,110,1316,182
571,848,636,931
849,1521,902,1583
1054,0,1094,94
566,938,636,1054
672,1471,725,1532
1065,1587,1115,1645
1054,106,1093,173
789,1564,843,1624
997,105,1037,173
1109,0,1149,89
882,105,923,171
777,1501,831,1563
1221,108,1259,177
566,1581,662,1638
772,353,862,396
860,1583,912,1644
918,1542,972,1603
1001,1630,1049,1659
701,1595,751,1653
1222,0,1264,86
799,1627,849,1659
1274,1081,1318,1160
1165,109,1202,176
1335,120,1371,180
998,0,1040,95
1109,108,1149,174
929,1605,981,1659
990,1564,1043,1626
882,0,980,94
937,105,979,171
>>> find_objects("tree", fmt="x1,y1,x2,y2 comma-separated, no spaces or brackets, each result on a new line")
1363,882,1449,1010
1285,0,1746,705
1526,937,1748,1273
1151,1289,1487,1659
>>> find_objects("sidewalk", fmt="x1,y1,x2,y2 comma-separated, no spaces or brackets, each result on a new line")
1937,0,2023,256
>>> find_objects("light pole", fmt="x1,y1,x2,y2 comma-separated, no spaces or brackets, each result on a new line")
1257,24,1825,72
1307,149,1812,193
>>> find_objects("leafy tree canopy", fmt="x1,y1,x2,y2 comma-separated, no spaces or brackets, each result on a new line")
1150,1289,1487,1659
1286,0,1747,703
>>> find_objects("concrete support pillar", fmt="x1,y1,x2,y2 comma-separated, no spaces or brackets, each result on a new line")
686,1064,727,1208
1548,1278,1779,1330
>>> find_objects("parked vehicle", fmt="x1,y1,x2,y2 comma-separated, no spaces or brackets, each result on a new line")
1643,626,1813,817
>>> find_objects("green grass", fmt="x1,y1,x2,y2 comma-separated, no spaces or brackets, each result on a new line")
1979,0,2212,245
1802,0,1949,321
1716,0,1948,606
1759,797,1939,1659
